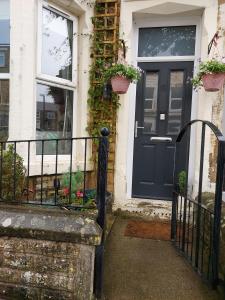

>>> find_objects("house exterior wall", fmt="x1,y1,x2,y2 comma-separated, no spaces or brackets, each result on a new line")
9,0,93,173
114,0,225,214
4,0,225,214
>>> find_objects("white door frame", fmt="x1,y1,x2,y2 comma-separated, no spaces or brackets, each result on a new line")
126,15,202,199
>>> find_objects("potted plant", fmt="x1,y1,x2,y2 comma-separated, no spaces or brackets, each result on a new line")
104,63,141,94
1,144,26,201
192,59,225,92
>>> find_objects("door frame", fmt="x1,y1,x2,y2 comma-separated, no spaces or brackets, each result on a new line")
126,15,202,199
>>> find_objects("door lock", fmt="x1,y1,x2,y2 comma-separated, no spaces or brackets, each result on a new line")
135,121,144,138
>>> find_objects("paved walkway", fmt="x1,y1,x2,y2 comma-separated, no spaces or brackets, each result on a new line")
103,217,222,300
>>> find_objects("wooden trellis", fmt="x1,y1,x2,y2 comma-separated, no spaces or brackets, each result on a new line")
89,0,121,192
93,0,120,61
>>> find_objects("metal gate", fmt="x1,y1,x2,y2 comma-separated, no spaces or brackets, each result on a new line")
171,120,225,288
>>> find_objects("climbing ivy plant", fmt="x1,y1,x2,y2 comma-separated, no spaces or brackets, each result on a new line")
87,1,121,139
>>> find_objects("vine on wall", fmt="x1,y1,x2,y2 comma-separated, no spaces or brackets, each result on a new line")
87,0,121,191
87,0,121,138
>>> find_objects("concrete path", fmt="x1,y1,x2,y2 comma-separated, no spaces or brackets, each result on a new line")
103,217,222,300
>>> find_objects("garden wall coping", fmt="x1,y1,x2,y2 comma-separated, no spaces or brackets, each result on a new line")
0,205,102,245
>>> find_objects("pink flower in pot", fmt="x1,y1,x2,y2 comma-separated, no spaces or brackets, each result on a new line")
63,187,69,196
76,190,84,198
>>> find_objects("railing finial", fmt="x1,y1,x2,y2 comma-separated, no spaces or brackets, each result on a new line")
100,127,110,137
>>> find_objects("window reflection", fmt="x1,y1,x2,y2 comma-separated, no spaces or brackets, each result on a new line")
42,7,73,81
0,80,9,140
36,83,73,154
138,26,196,57
144,73,158,134
167,72,184,135
0,0,10,73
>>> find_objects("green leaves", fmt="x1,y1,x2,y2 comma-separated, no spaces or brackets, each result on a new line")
104,63,141,83
87,5,120,144
178,170,187,196
62,167,84,194
192,59,225,89
1,144,26,201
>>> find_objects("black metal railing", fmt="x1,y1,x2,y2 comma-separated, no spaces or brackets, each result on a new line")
0,130,109,210
173,194,214,281
171,120,225,288
0,128,110,299
0,128,109,298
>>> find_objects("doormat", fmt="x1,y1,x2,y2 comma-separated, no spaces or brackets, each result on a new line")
124,220,171,241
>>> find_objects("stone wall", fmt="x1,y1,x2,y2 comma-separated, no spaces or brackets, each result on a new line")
0,206,102,300
0,239,95,299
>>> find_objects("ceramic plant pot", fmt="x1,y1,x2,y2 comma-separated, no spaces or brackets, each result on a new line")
111,76,131,94
202,73,225,92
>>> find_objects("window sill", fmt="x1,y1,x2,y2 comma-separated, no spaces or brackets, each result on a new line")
36,75,77,90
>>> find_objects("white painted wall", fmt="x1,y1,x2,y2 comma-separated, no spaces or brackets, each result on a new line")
114,0,221,211
9,0,93,173
6,0,225,211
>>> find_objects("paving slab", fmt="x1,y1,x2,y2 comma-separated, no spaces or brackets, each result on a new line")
103,217,222,300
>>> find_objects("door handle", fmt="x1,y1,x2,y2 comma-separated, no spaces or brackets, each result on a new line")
135,121,144,138
150,137,172,142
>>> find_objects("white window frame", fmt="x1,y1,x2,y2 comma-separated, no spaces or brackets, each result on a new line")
34,0,78,167
37,0,78,88
126,15,202,200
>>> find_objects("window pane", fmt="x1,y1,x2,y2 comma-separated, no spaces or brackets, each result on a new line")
0,0,10,73
138,26,196,57
36,83,73,154
0,47,9,72
144,73,158,134
0,80,9,140
167,71,184,135
42,7,73,81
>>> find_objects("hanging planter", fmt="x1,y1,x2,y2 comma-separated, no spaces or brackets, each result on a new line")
104,63,142,95
111,76,131,94
192,59,225,92
202,73,225,92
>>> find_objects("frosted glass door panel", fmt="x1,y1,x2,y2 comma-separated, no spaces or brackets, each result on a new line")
143,73,158,134
138,26,196,57
167,71,184,135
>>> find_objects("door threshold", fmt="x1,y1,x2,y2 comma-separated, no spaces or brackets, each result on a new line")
132,195,172,201
114,198,172,220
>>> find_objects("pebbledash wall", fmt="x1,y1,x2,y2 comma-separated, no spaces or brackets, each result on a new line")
113,0,225,215
5,0,225,214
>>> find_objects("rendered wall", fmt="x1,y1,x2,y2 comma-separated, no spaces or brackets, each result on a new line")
114,0,224,213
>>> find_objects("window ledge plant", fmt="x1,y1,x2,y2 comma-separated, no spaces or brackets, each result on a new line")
104,63,142,94
192,59,225,92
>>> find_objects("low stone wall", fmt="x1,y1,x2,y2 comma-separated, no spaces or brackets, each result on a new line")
0,205,102,300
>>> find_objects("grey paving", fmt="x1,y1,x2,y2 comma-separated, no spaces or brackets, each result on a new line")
103,217,222,300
